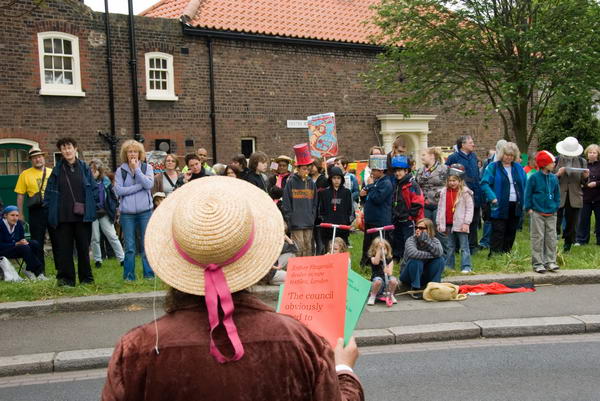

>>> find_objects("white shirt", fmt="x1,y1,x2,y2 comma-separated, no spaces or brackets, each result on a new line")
504,166,517,202
3,218,15,234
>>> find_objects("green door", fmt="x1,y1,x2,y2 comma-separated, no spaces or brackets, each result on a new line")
0,143,33,219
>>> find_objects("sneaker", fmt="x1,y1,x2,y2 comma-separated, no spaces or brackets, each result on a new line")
367,295,376,305
36,274,49,281
534,266,547,274
23,270,37,280
391,295,398,304
547,265,560,272
95,261,102,268
409,292,423,300
573,243,581,247
461,269,472,274
120,260,124,267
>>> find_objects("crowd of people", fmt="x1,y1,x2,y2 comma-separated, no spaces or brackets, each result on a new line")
1,135,599,296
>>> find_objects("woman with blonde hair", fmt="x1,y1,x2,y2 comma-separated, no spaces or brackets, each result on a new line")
114,139,155,280
480,142,527,255
400,218,444,299
415,147,448,223
576,144,600,245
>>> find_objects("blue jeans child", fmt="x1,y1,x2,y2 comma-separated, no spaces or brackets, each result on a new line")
446,225,472,272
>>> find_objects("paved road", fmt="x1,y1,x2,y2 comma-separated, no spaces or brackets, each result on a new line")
2,284,600,357
2,334,599,401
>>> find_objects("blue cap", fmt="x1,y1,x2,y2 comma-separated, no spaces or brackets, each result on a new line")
391,155,410,169
2,205,18,216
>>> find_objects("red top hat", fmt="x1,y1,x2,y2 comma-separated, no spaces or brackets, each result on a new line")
293,143,313,166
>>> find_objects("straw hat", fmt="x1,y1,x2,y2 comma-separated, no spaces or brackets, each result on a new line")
145,176,284,296
422,282,467,302
28,148,46,158
274,155,293,164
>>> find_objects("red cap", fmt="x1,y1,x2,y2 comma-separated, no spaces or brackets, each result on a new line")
535,150,555,168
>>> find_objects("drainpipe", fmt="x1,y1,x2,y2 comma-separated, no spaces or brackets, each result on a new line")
127,0,142,143
99,0,118,170
206,37,217,162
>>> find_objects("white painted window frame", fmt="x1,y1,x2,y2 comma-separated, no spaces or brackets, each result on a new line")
145,52,178,101
240,137,256,158
37,31,85,97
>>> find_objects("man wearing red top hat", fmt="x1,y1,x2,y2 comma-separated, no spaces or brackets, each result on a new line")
282,144,318,256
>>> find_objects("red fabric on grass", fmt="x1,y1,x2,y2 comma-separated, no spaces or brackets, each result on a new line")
458,282,535,295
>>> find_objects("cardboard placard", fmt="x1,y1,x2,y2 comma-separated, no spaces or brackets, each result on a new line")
277,255,370,346
278,253,348,347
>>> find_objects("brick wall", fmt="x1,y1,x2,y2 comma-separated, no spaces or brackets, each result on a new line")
0,0,503,170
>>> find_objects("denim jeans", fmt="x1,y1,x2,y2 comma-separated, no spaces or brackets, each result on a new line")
446,226,472,271
400,257,445,289
120,210,154,280
91,215,124,262
479,220,492,248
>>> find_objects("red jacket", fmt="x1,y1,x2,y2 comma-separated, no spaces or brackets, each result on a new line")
392,176,425,223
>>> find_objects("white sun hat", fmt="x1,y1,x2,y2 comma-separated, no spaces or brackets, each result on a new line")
556,136,583,157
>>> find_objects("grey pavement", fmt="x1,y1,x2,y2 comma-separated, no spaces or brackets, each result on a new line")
2,284,600,358
2,334,600,401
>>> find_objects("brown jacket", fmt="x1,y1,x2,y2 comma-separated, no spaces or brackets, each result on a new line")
102,292,364,401
554,156,587,208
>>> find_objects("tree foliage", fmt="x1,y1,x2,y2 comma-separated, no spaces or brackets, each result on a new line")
536,90,600,151
366,0,600,150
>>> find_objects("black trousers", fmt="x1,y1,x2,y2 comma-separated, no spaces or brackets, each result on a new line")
576,201,600,244
28,206,57,275
557,194,581,246
54,221,93,286
469,206,481,252
490,202,519,254
0,240,42,275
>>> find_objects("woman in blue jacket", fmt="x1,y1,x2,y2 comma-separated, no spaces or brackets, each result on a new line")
480,142,527,255
115,140,155,281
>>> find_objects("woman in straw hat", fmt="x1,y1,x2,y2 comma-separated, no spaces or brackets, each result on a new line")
102,177,364,401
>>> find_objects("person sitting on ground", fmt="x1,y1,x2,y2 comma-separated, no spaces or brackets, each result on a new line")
0,206,45,280
244,151,269,192
524,151,561,274
366,237,398,306
436,164,474,273
318,167,354,250
400,218,444,300
102,177,364,401
329,237,348,254
183,154,206,183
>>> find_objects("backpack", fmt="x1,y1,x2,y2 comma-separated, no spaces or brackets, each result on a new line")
121,162,148,183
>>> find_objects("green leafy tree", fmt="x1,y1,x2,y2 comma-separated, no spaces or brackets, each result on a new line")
537,91,600,151
367,0,600,151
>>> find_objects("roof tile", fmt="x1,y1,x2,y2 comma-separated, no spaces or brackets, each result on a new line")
140,0,380,44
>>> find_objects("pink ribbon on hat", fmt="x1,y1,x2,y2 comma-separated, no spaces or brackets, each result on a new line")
173,225,255,363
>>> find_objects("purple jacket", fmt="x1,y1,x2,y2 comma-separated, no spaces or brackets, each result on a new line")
115,163,154,214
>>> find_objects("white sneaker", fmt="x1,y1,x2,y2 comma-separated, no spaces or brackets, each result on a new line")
461,269,472,274
36,274,49,281
23,271,37,280
367,295,376,305
574,243,581,247
391,295,398,304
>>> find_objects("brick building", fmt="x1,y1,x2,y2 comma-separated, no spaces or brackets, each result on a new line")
0,0,501,205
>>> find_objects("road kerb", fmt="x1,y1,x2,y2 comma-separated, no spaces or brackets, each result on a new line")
54,348,114,372
573,315,600,333
0,353,55,377
474,316,585,337
389,322,480,343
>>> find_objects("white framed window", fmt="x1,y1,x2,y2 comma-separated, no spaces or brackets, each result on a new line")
145,52,178,101
37,32,85,97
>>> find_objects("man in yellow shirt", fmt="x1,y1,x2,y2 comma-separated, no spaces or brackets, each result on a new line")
14,148,55,277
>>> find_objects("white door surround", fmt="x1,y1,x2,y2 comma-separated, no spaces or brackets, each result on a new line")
376,114,437,168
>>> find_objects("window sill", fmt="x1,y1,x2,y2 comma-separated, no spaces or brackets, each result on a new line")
146,93,179,101
40,88,86,97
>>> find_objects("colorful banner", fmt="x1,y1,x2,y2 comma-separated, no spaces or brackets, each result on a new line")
307,112,338,159
278,253,348,347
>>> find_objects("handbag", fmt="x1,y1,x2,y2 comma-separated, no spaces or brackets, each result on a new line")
26,167,46,208
63,165,85,216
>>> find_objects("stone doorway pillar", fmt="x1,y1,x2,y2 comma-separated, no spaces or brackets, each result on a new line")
376,114,437,168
